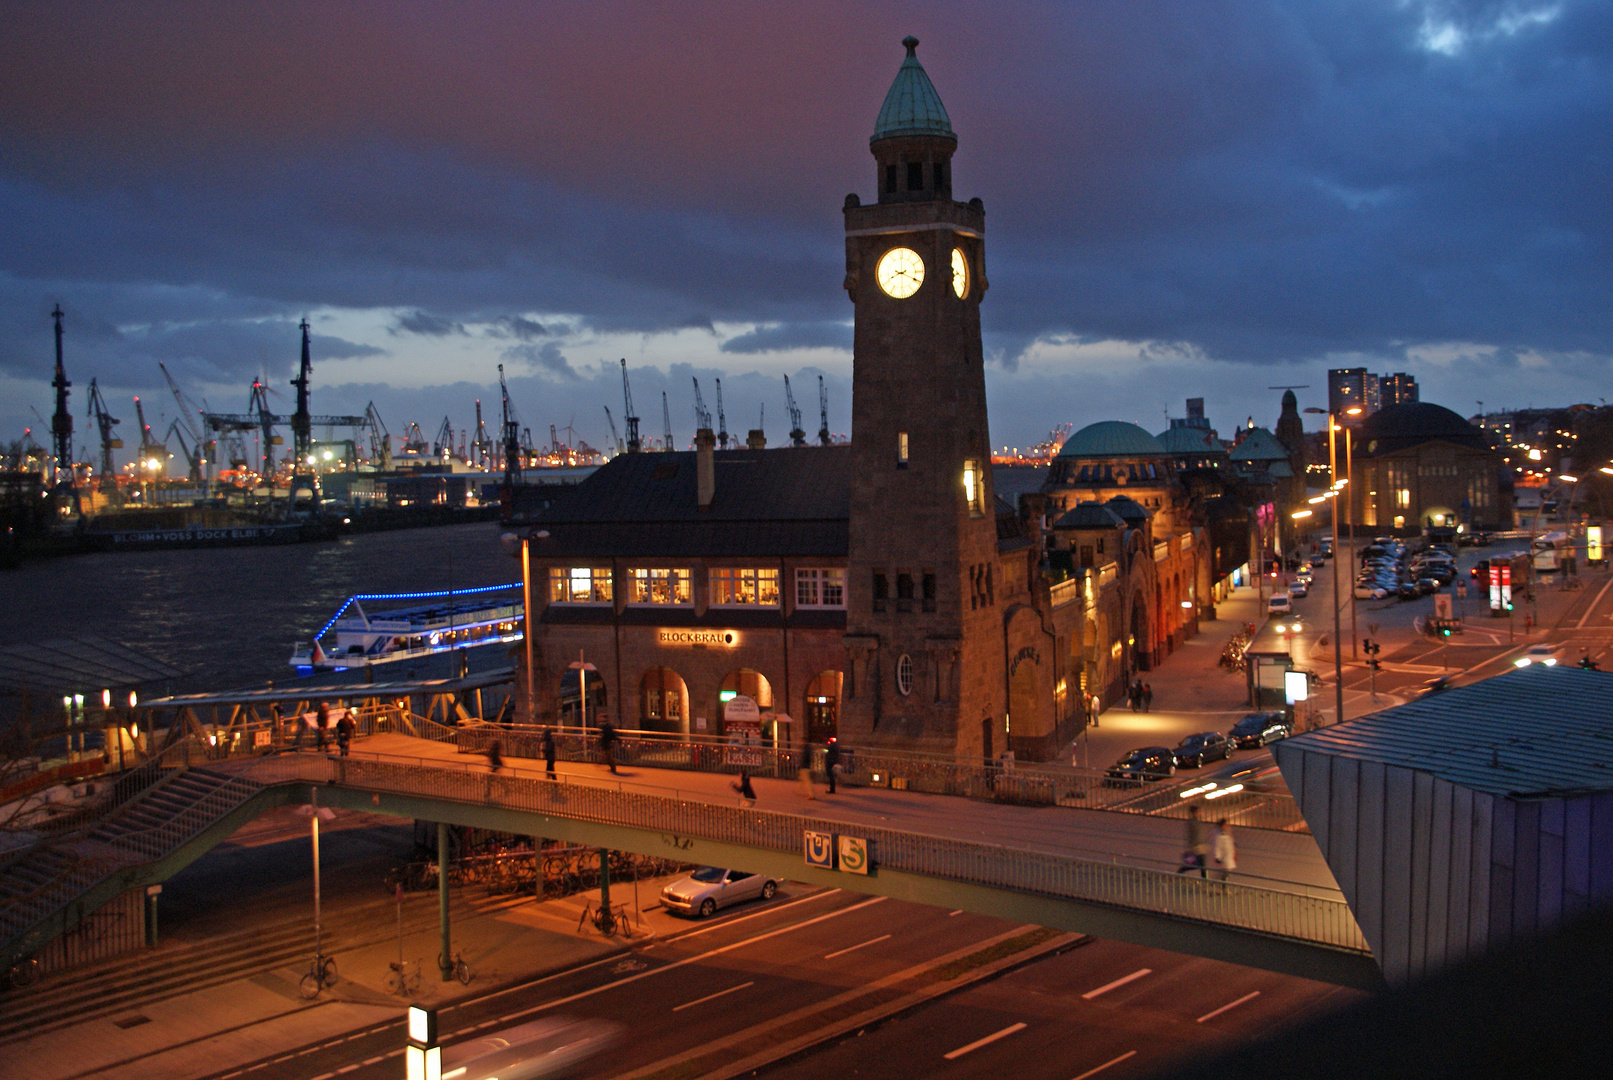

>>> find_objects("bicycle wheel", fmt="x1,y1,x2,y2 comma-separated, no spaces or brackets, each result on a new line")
299,972,322,999
7,956,41,989
455,959,471,985
385,970,403,996
321,956,338,987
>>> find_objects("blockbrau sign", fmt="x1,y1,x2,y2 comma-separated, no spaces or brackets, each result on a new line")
656,629,739,647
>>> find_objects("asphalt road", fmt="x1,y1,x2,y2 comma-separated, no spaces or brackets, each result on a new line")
193,888,1358,1080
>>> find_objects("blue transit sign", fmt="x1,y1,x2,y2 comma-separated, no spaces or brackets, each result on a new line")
804,830,835,869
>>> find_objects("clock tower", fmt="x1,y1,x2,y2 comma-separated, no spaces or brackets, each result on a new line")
840,37,1006,758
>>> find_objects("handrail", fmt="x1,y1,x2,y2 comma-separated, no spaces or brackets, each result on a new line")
240,752,1367,952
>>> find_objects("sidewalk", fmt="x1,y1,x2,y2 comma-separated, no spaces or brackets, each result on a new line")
3,873,704,1080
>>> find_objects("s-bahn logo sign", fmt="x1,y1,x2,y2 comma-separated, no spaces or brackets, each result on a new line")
837,835,870,875
804,830,835,869
657,629,739,647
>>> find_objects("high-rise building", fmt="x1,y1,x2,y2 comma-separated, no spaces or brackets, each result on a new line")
1381,372,1419,406
1328,367,1369,421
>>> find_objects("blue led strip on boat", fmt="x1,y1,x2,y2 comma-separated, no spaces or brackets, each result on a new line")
312,581,523,642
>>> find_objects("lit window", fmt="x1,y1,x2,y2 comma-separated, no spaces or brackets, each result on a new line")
795,569,846,608
897,654,914,696
549,567,612,604
628,568,692,605
898,431,909,467
963,459,985,517
710,567,780,606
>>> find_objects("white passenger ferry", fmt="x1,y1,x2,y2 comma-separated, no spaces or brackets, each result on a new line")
290,582,524,672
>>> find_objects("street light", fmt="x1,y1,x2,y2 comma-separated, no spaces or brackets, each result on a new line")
568,652,599,730
1304,406,1348,726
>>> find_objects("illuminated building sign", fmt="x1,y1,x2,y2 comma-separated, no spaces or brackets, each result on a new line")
656,629,739,647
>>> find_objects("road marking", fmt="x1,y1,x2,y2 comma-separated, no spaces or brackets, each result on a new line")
1579,576,1613,629
489,895,888,1027
948,909,963,916
1081,968,1152,1000
362,1058,383,1066
337,1067,359,1075
673,980,755,1011
1197,990,1261,1023
1071,1050,1137,1079
943,1022,1027,1060
824,934,891,959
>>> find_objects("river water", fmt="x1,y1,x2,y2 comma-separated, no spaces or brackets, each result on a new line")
1,522,520,693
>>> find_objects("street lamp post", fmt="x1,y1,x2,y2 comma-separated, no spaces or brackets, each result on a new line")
568,652,598,731
1306,406,1358,728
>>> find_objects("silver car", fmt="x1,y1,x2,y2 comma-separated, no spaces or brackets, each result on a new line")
661,867,778,917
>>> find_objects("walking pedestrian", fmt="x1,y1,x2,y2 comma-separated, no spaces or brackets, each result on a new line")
824,738,841,795
315,701,329,752
731,769,757,806
1142,683,1153,713
270,701,283,746
598,720,619,774
292,707,306,751
797,763,816,799
336,711,354,757
1212,818,1236,884
485,739,504,773
542,727,557,780
1176,805,1207,877
1088,692,1100,728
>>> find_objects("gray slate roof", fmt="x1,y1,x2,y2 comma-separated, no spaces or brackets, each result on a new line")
1053,501,1126,530
528,447,850,558
1275,666,1613,798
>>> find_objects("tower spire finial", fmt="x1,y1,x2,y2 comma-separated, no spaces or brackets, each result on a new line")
903,35,919,56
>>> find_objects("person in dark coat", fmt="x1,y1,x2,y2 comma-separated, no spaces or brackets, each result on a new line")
598,720,619,774
336,712,354,756
731,769,757,804
485,739,504,774
542,727,557,780
1142,683,1153,713
315,701,329,752
823,738,841,795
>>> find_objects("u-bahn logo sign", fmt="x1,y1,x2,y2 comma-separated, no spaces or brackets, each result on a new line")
657,629,739,647
804,830,835,869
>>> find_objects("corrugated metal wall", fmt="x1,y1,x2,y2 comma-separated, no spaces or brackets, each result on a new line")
1279,743,1613,983
34,887,146,977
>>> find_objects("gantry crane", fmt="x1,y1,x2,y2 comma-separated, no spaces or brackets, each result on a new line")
433,417,455,462
691,378,712,433
165,420,203,483
714,378,730,449
784,375,806,447
498,364,522,487
85,378,123,501
662,391,674,452
603,406,623,457
48,305,76,506
364,402,393,470
131,396,168,478
160,361,213,493
472,399,493,470
620,358,641,453
817,375,831,446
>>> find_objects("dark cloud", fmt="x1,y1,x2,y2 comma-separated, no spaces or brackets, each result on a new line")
504,342,579,381
392,310,465,337
720,322,851,355
486,315,551,340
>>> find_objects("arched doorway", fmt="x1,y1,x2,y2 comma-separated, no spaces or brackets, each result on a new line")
1130,591,1150,673
718,669,772,734
804,671,842,744
1008,660,1039,751
639,667,688,734
558,667,608,728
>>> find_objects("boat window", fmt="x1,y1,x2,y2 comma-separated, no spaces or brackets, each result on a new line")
628,568,692,605
710,568,780,606
549,567,613,604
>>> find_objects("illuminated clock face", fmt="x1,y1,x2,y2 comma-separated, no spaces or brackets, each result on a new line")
876,247,925,298
951,247,969,299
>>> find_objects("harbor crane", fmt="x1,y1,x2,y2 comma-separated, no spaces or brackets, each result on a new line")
364,402,393,470
817,375,831,445
433,416,455,462
131,397,168,476
160,361,213,493
85,378,122,500
691,378,713,432
400,421,428,457
784,375,806,447
603,405,623,456
498,364,522,487
472,399,493,470
165,420,203,483
715,378,730,449
620,358,641,453
48,304,76,505
662,391,674,452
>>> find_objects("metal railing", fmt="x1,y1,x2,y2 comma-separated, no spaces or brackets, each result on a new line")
452,723,1310,833
241,752,1367,953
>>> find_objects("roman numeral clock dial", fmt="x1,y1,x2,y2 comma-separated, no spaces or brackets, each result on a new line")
876,247,924,298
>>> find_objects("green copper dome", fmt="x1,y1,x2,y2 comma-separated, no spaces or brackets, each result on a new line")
1056,421,1167,460
872,37,957,144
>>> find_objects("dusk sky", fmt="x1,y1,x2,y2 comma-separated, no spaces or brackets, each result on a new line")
1,1,1608,469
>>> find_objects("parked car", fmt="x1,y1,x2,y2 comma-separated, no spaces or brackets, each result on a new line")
1267,593,1292,615
1397,581,1422,601
1173,731,1231,768
1106,747,1177,783
1289,581,1309,598
1229,711,1293,749
661,867,779,918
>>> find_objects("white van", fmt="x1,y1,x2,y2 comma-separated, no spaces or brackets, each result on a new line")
1267,593,1293,615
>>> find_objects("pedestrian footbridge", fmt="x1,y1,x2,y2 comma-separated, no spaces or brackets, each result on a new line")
2,729,1380,990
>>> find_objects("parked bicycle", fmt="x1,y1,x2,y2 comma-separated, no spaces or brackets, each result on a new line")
299,953,338,999
385,957,422,997
439,951,471,985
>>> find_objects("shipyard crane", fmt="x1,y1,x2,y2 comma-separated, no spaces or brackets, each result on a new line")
159,361,213,492
662,391,674,452
715,378,730,449
400,421,428,457
498,364,522,487
85,378,123,500
603,405,623,457
289,318,315,492
620,358,641,453
817,375,831,445
472,399,493,470
433,416,455,462
131,397,168,477
364,402,393,471
691,378,712,433
165,420,204,483
784,375,806,447
48,305,76,506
